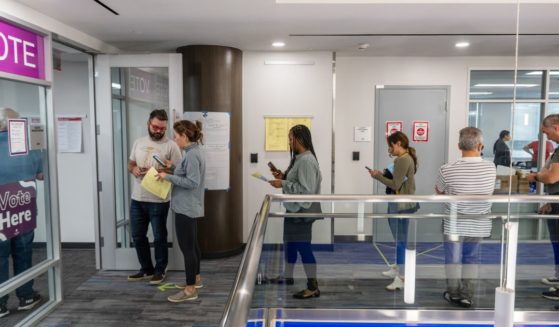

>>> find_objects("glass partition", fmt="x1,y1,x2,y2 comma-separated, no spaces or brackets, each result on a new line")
221,195,559,326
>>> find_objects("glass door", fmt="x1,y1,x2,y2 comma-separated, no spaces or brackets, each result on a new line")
95,54,183,270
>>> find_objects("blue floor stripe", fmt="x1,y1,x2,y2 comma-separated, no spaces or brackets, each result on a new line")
270,323,559,327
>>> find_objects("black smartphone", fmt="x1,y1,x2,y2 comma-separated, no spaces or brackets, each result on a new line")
268,161,279,173
153,154,166,167
365,166,372,171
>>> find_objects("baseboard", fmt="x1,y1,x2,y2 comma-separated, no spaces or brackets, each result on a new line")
262,243,334,252
32,242,95,249
334,235,373,243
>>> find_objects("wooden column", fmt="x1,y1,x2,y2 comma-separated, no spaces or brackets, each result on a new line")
176,45,243,258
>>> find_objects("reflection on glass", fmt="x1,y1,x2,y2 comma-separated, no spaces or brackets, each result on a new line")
549,71,559,100
0,79,49,314
470,70,544,100
111,67,170,248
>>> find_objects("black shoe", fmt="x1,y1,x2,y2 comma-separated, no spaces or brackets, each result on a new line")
293,288,320,299
127,271,153,281
443,291,462,307
269,276,294,285
18,294,41,311
543,289,559,300
149,273,166,285
0,304,9,318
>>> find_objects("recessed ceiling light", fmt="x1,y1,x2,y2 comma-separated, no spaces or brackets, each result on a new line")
358,43,370,50
455,42,470,48
272,41,285,48
474,83,537,88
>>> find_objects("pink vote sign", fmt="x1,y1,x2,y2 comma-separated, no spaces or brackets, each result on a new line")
0,19,45,80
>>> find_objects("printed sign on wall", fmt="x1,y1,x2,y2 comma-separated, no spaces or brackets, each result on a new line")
385,121,403,137
412,121,429,142
8,119,28,156
265,117,312,151
0,181,37,241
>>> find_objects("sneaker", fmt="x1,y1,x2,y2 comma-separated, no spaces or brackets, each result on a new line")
167,289,198,303
127,271,153,281
386,276,404,291
149,273,166,285
382,265,399,278
542,277,559,286
542,289,559,300
175,280,204,289
18,294,41,311
0,305,9,318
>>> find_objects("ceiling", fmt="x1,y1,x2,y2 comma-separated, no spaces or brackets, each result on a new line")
14,0,559,55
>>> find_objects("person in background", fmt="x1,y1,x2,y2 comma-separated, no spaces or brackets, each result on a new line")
527,114,559,302
268,124,322,299
524,139,555,168
436,127,496,308
158,120,206,303
493,130,511,167
0,108,43,318
369,131,419,291
127,109,182,285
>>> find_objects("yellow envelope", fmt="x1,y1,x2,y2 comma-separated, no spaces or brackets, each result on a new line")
140,167,172,200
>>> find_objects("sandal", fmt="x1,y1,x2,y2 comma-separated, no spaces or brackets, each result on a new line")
293,288,320,299
443,291,462,306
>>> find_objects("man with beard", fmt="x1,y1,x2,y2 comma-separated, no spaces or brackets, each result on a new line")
127,109,182,284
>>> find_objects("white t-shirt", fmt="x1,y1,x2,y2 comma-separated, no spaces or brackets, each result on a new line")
129,136,182,203
435,157,496,237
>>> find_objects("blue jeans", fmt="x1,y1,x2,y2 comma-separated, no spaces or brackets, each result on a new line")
130,200,169,275
0,231,35,305
444,235,482,299
387,203,416,266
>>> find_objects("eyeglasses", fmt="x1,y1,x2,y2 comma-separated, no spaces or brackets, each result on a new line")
150,123,167,132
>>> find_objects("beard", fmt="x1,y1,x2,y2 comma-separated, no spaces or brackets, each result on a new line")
149,129,165,141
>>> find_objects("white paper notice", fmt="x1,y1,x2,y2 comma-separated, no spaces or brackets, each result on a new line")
8,119,28,156
183,112,231,190
57,117,83,153
354,126,372,142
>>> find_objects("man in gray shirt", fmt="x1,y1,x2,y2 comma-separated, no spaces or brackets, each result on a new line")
127,109,181,285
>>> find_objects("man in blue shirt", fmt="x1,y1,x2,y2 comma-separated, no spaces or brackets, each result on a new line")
0,108,43,318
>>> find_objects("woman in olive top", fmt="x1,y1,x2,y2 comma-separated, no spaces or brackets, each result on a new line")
157,120,206,303
369,131,418,291
269,124,322,299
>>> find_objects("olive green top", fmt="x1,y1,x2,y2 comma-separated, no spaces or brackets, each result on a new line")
373,153,417,211
546,148,559,195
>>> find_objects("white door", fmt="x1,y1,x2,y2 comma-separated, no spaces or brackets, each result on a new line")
95,54,184,270
374,86,449,243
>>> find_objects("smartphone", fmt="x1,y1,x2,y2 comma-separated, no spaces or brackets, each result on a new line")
268,161,279,173
365,166,372,171
153,154,166,167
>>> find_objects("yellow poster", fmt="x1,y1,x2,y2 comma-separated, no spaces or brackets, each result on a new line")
265,117,312,151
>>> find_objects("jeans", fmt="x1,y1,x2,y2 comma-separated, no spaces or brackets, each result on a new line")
130,200,169,275
284,241,318,290
387,203,416,266
0,231,35,305
175,214,201,286
444,235,482,300
548,203,559,277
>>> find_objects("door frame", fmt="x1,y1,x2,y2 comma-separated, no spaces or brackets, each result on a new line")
94,54,183,270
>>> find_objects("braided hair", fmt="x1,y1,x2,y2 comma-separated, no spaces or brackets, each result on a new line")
284,124,318,178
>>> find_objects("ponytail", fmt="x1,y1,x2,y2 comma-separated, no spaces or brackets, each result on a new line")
408,146,418,173
173,120,203,144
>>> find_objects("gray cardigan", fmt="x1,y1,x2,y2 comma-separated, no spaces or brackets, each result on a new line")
281,151,322,213
164,144,206,218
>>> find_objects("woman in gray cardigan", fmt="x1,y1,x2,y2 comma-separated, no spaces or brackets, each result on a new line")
269,124,322,299
157,120,206,303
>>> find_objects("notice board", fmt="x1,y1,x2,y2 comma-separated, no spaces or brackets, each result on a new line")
265,117,312,151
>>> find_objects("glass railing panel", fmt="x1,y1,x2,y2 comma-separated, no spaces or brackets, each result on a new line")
252,198,506,311
511,199,559,311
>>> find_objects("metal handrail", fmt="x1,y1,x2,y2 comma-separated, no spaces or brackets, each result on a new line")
220,195,271,327
219,193,559,327
268,212,559,220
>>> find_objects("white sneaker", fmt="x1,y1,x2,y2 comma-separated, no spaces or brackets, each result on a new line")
542,277,559,286
382,265,399,278
386,276,404,291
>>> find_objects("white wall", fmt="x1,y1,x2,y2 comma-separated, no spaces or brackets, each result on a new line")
334,55,559,235
53,60,96,242
242,52,333,242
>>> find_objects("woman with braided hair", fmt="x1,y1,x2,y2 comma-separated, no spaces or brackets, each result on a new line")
268,124,323,299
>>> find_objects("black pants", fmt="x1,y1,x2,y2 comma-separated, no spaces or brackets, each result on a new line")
175,214,201,285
